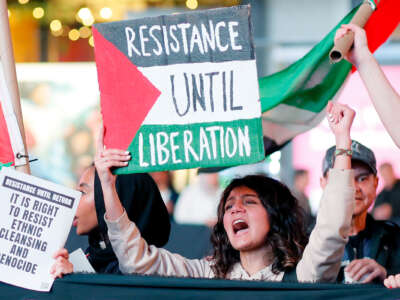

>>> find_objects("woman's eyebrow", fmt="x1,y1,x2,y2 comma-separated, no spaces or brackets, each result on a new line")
226,193,258,203
241,193,258,198
354,171,371,178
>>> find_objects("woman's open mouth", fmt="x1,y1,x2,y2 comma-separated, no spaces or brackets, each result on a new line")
232,219,249,234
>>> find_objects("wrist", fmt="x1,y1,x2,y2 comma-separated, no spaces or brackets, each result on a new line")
98,173,116,186
355,48,374,69
335,137,352,149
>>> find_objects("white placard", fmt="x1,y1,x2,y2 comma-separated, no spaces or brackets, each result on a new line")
0,168,81,291
69,248,95,274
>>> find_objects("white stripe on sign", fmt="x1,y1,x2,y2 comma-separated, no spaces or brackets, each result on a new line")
139,60,260,125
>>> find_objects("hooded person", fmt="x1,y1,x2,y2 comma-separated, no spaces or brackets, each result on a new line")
51,165,171,275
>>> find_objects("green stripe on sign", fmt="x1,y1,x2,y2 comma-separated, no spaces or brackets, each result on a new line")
114,118,264,174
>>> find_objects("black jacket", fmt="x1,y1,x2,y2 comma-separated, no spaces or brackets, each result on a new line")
284,214,400,283
337,214,400,282
86,171,171,274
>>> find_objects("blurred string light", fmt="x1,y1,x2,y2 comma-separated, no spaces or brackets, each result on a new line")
77,7,92,21
79,26,91,39
83,17,94,26
186,0,198,10
51,28,63,37
100,7,112,20
11,0,240,47
50,19,62,32
50,20,63,37
77,7,95,26
68,29,80,41
32,7,44,19
88,36,94,47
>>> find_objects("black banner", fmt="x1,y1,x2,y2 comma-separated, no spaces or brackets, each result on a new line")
1,274,400,299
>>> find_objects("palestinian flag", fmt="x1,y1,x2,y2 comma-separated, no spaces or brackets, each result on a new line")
93,6,265,174
0,60,25,169
260,0,400,155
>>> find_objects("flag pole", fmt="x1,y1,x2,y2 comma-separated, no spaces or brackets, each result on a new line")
329,0,379,63
0,0,31,174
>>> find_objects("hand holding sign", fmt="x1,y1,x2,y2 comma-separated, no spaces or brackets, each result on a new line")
94,126,131,186
0,168,80,291
94,125,128,221
50,248,72,279
93,6,264,174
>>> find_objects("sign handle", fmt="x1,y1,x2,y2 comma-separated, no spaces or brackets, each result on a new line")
329,0,379,64
0,0,31,174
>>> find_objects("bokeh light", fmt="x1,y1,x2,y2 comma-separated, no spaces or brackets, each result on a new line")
100,7,113,20
32,7,45,19
68,29,80,41
50,20,62,32
186,0,198,10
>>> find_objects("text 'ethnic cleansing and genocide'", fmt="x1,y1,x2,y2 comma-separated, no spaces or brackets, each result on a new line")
0,177,73,275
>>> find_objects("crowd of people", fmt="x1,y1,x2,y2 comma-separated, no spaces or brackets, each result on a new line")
47,24,400,289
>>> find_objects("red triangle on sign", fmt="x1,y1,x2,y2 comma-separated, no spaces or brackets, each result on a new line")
93,27,161,150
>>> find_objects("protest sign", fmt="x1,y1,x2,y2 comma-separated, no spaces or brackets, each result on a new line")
93,5,264,174
0,167,80,291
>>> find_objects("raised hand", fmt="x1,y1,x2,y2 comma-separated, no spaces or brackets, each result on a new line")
334,24,371,68
94,126,131,185
94,125,128,221
50,248,73,278
326,101,355,149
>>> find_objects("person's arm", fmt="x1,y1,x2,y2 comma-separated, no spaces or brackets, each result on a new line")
94,127,127,222
106,211,211,277
335,24,400,148
94,127,212,278
296,102,355,282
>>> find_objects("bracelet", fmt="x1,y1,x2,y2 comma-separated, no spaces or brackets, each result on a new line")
366,0,377,11
334,148,353,157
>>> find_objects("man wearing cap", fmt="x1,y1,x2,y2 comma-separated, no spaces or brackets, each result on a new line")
320,140,400,284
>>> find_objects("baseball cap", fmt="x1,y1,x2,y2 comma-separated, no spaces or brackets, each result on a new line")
322,140,377,176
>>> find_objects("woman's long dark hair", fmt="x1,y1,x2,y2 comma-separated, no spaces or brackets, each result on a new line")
210,174,308,278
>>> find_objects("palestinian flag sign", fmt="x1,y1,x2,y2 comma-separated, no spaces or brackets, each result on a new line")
0,60,25,169
93,5,264,174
